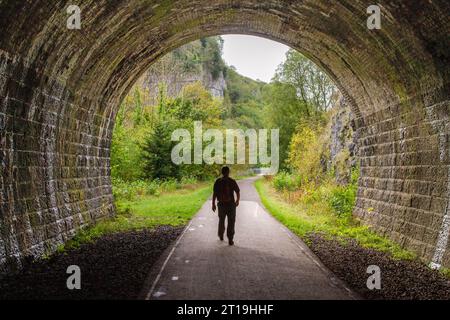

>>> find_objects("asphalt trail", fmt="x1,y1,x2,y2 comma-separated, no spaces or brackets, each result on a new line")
145,178,358,300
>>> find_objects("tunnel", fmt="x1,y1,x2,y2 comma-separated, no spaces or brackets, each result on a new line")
0,0,449,273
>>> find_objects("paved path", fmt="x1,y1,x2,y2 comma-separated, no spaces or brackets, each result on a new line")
143,178,358,300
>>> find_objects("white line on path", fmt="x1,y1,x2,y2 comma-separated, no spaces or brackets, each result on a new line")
145,220,194,300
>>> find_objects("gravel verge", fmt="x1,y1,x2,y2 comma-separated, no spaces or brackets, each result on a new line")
0,226,184,300
308,233,450,300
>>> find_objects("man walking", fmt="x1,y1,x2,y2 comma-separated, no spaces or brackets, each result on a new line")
212,167,240,246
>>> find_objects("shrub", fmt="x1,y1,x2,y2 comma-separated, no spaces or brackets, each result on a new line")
272,172,300,192
180,176,197,186
112,178,163,201
112,178,135,201
159,178,179,192
141,121,181,181
146,180,160,196
287,125,326,185
112,176,206,203
328,184,357,218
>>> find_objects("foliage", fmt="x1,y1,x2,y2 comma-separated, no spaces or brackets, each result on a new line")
110,124,146,181
111,37,340,205
112,77,225,183
112,175,210,203
141,120,181,180
327,167,359,219
170,82,224,125
111,37,339,183
328,183,357,219
261,49,336,167
61,183,212,250
112,178,160,202
287,124,326,184
200,37,227,80
256,178,415,261
225,66,265,104
222,66,266,129
262,82,310,167
110,86,155,182
272,172,300,192
274,49,336,112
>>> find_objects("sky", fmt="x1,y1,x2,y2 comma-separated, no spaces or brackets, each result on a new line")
222,35,290,83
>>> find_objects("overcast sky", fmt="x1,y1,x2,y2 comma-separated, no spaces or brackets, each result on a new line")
222,35,290,83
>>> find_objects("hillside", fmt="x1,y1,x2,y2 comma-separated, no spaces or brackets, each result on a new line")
134,36,266,128
139,37,227,99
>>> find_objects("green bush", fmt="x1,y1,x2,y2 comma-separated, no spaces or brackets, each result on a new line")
272,172,300,192
180,176,197,185
328,184,357,218
112,178,162,201
112,176,207,202
159,178,180,192
146,180,160,196
112,179,154,201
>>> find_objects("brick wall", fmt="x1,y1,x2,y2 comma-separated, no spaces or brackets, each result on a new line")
0,51,115,273
355,93,450,267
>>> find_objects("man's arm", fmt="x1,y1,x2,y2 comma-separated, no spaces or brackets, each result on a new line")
212,192,217,212
212,180,218,212
234,180,240,207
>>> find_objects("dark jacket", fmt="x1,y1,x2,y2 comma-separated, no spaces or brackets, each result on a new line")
213,177,240,204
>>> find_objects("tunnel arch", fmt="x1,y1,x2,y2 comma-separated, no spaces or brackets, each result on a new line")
0,0,449,272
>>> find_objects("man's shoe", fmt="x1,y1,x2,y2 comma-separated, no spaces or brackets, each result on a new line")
229,240,234,246
219,236,224,241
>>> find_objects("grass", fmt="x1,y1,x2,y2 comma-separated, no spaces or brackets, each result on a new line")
116,184,211,226
255,178,416,261
60,183,212,251
440,267,450,279
58,175,251,252
235,173,256,180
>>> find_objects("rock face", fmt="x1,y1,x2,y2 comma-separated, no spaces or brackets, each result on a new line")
0,0,449,273
203,70,227,98
328,96,359,185
137,37,227,98
142,66,227,99
139,39,227,99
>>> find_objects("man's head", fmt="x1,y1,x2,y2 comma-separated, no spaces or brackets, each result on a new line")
221,166,230,177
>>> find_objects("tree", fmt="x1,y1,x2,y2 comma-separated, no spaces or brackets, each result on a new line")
260,50,335,169
274,49,335,113
110,123,145,181
287,125,325,184
262,82,311,168
169,82,223,126
141,121,180,180
201,37,226,80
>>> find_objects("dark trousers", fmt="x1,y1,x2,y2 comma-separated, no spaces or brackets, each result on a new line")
218,202,236,241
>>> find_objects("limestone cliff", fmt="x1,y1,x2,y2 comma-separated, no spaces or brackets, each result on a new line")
138,37,227,100
325,95,359,185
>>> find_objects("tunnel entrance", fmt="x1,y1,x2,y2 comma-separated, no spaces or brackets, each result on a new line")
0,1,449,276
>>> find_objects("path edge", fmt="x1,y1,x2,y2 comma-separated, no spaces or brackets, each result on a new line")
138,217,197,300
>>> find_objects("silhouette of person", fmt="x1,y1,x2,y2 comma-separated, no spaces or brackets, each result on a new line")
212,167,240,246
